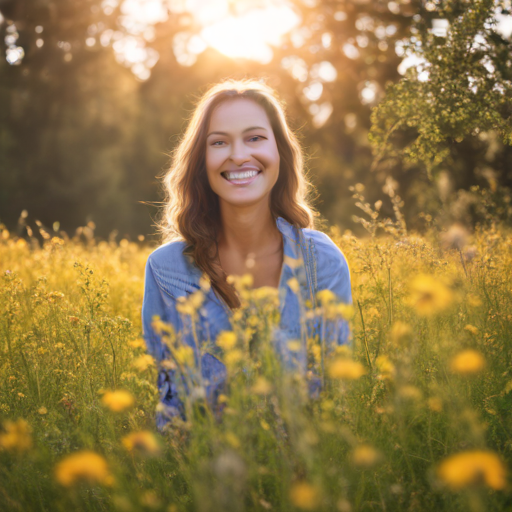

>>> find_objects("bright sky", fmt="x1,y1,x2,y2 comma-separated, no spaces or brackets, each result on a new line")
112,0,301,68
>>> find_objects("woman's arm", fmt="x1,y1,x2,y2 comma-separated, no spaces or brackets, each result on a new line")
141,257,186,426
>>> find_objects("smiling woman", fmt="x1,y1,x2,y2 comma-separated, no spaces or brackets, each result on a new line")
141,79,352,429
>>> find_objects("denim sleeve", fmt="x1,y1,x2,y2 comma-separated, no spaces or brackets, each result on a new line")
311,231,353,349
141,257,186,427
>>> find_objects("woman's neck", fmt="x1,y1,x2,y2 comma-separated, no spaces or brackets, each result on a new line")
217,202,281,259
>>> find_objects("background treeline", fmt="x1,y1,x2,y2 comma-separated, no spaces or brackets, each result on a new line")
0,0,511,240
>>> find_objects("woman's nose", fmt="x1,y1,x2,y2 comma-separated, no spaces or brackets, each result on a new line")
229,140,251,165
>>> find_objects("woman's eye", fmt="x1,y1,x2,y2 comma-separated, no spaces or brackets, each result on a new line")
211,140,225,146
248,135,265,142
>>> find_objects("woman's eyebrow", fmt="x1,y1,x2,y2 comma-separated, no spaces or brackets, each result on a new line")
206,126,268,137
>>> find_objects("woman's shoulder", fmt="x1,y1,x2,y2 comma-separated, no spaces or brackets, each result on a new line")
302,228,349,268
146,240,202,281
302,227,352,302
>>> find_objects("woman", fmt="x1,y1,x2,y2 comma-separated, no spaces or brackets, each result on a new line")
141,79,352,431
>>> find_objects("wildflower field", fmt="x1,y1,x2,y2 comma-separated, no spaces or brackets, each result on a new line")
1,196,512,512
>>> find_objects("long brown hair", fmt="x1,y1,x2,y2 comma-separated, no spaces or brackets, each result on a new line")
157,78,317,309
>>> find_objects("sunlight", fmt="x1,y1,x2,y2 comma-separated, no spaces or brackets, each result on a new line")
200,4,300,64
105,0,302,77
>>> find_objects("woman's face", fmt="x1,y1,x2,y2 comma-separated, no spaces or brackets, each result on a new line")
205,98,280,208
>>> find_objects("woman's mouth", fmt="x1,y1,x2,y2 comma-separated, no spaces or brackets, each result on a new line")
221,169,262,185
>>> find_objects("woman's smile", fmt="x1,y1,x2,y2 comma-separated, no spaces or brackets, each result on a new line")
221,167,262,185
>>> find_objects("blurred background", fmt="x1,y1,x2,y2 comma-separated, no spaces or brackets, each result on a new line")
1,0,511,241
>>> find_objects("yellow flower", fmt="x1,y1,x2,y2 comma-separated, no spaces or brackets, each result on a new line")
38,406,48,415
289,481,319,510
121,431,161,456
287,277,300,294
217,331,237,351
352,444,382,469
450,349,486,375
464,324,479,335
151,316,174,334
55,451,114,487
0,418,33,453
408,274,453,316
287,340,301,352
327,358,367,380
174,345,195,367
132,354,155,372
283,255,302,269
251,377,273,395
316,289,336,307
376,355,395,380
336,303,355,320
437,451,506,490
199,275,211,292
128,338,146,349
101,390,135,412
251,286,279,303
224,349,243,366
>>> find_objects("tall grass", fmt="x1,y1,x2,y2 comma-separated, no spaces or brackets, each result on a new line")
1,194,511,511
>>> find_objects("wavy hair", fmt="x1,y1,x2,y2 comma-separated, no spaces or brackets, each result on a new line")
157,78,318,309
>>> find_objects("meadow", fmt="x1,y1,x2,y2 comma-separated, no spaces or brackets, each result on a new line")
1,189,512,512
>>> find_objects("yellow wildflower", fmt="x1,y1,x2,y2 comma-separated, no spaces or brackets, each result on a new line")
327,358,366,380
199,275,211,292
225,349,243,366
174,346,195,367
0,418,33,453
251,377,273,395
376,355,395,380
176,296,194,316
132,354,155,372
284,255,302,269
287,340,301,352
38,406,48,415
252,286,279,303
408,274,453,316
101,390,135,412
151,316,174,334
464,324,479,335
121,430,161,456
217,331,237,351
316,289,336,307
225,432,240,448
450,349,486,375
352,444,382,469
55,450,114,487
287,277,300,294
128,338,146,349
336,303,355,320
437,451,506,490
240,273,254,289
289,481,319,510
188,290,204,311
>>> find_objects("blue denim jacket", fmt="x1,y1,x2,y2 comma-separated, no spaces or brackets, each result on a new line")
141,216,352,430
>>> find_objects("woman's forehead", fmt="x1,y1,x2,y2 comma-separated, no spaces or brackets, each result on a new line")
208,98,272,132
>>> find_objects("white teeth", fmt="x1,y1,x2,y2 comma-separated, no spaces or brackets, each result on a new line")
224,170,259,180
